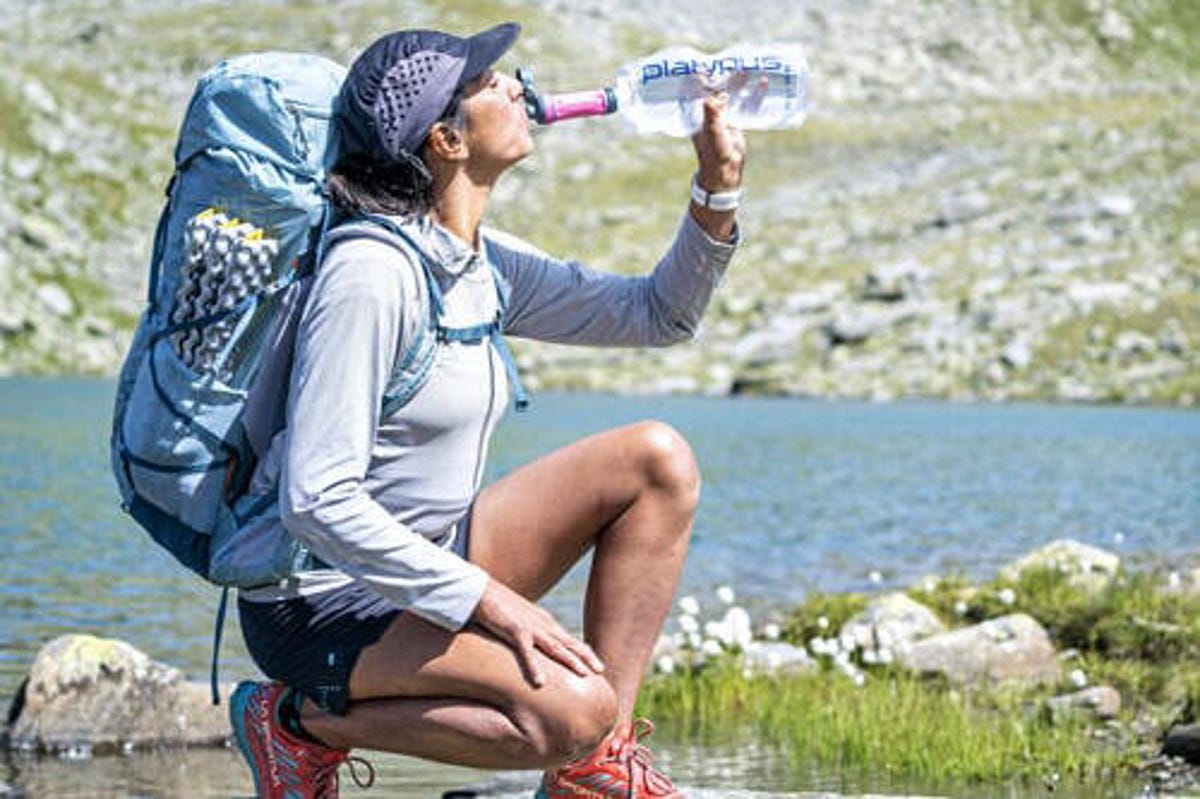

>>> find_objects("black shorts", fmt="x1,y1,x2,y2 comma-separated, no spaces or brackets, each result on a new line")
238,519,471,715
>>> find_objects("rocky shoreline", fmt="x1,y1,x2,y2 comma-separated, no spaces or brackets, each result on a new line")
3,539,1197,795
1,0,1196,405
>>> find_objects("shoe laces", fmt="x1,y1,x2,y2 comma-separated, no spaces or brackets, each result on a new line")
619,719,678,795
311,752,376,798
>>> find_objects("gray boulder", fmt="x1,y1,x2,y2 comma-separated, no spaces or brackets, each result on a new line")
6,634,231,755
899,614,1060,686
861,257,930,302
1001,539,1120,593
1047,685,1122,721
838,592,945,654
742,642,818,676
825,303,919,346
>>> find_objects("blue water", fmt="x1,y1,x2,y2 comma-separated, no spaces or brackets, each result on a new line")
0,378,1196,795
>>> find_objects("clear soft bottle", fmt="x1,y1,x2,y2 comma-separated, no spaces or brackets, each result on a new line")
520,42,808,137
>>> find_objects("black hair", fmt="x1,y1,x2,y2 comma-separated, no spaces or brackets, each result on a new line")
326,90,468,218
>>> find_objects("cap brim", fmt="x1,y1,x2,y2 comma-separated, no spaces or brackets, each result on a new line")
461,22,520,85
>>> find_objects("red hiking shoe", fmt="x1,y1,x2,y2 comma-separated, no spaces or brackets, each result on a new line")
535,718,685,798
230,681,374,798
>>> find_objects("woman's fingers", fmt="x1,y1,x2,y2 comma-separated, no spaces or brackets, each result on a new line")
514,631,545,687
537,634,590,678
692,93,747,193
474,578,604,688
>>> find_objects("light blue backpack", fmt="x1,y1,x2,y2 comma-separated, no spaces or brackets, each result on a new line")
110,52,527,701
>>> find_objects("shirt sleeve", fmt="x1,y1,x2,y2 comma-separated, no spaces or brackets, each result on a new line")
487,210,738,346
279,238,489,631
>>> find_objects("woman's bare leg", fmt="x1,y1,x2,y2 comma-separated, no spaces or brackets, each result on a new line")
301,611,617,768
300,420,697,762
467,420,700,723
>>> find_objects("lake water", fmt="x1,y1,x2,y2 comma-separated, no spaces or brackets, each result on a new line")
1,378,1196,797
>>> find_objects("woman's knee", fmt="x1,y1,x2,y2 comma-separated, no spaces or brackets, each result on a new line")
630,421,701,507
519,673,618,766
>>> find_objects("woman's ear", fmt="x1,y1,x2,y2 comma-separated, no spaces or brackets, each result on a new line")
426,122,468,163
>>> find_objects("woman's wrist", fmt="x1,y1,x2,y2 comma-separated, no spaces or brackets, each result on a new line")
689,174,739,242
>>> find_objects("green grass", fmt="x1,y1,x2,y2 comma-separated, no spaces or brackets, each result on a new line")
1017,0,1200,73
634,564,1199,781
1031,292,1200,400
0,79,37,156
636,663,1131,781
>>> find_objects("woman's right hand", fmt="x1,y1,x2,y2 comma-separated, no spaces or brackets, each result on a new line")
472,578,605,688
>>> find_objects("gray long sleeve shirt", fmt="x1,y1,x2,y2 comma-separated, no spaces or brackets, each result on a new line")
240,210,737,631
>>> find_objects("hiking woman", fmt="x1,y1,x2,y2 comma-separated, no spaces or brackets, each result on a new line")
230,21,744,798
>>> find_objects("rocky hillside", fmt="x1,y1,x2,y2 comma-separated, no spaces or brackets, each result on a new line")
1,0,1197,404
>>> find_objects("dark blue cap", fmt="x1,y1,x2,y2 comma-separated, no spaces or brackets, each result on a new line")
333,22,520,164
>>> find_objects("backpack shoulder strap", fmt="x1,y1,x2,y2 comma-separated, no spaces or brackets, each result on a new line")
320,218,440,419
324,214,530,413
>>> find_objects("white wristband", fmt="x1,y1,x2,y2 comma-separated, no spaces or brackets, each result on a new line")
690,174,741,212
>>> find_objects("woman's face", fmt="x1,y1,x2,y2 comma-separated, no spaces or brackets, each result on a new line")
458,69,534,175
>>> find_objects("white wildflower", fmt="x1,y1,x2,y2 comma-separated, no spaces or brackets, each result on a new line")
678,596,700,616
817,615,829,630
853,671,866,687
742,667,754,680
998,587,1017,606
716,585,736,605
704,620,732,647
724,607,753,649
686,631,702,649
656,655,676,675
954,600,969,616
701,638,724,657
678,614,699,635
862,649,878,665
839,633,857,653
923,577,938,594
1168,571,1182,590
762,623,782,641
1069,668,1088,689
877,646,894,665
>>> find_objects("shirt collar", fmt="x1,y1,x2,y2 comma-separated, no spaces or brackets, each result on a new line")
386,214,482,276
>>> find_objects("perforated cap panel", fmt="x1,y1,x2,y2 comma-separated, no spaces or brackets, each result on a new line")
374,50,459,157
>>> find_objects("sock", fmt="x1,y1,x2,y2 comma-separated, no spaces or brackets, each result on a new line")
276,687,324,746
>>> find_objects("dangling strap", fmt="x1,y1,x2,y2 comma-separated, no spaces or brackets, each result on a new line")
347,214,531,412
490,326,529,411
210,585,230,706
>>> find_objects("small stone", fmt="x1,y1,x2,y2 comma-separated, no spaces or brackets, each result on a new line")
1097,194,1136,218
839,592,945,653
742,641,817,676
1113,330,1156,357
1098,9,1134,44
37,284,74,317
1001,337,1033,370
861,257,929,302
1048,685,1121,720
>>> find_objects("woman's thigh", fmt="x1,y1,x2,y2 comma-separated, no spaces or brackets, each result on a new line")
346,608,616,744
345,420,694,710
466,420,699,600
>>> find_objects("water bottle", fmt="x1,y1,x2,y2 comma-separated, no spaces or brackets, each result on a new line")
519,42,807,137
